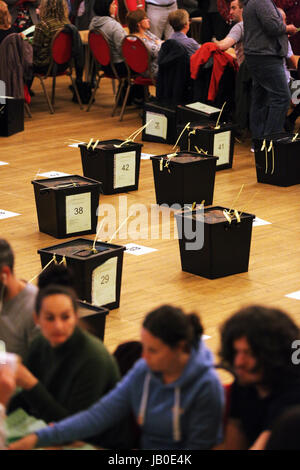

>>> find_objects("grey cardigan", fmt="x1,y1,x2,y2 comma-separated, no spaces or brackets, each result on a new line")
243,0,288,57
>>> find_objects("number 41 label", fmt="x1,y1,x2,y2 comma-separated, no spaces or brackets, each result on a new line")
213,131,231,166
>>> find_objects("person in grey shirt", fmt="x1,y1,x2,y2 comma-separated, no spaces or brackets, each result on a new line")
216,0,244,66
0,239,38,361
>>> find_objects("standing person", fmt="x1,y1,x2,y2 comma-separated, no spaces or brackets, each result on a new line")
9,305,224,450
0,239,38,361
242,0,298,141
217,305,300,450
0,1,16,44
168,8,200,56
145,0,177,39
201,0,230,44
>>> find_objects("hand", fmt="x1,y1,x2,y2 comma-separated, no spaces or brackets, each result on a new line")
15,364,38,391
286,24,299,36
8,434,38,450
0,367,16,406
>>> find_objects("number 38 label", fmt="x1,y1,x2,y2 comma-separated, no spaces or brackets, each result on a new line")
114,151,136,189
92,257,117,306
65,192,91,234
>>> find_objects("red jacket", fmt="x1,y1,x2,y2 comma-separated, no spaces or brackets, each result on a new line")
190,43,238,101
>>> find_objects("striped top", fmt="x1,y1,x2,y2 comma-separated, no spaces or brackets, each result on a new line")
32,18,67,67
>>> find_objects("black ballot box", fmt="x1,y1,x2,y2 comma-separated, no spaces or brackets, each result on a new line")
254,133,300,187
77,301,109,341
32,175,102,238
79,139,143,195
176,102,221,126
177,122,235,171
175,206,255,279
38,238,125,310
0,97,24,136
142,102,177,145
151,152,218,207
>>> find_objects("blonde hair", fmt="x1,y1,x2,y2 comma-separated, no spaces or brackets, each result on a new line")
168,9,189,32
0,1,11,29
39,0,69,22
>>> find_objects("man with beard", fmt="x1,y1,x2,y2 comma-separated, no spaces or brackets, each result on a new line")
217,305,300,450
0,239,38,360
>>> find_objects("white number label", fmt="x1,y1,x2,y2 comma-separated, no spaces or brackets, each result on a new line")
145,111,167,140
114,151,136,189
213,131,231,166
65,192,91,234
92,257,117,306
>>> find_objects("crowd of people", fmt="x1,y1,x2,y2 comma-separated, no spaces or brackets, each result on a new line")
0,0,299,137
1,238,300,450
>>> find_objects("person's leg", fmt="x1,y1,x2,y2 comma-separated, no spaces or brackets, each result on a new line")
211,11,230,40
201,12,213,43
246,55,290,139
163,3,177,39
147,4,169,39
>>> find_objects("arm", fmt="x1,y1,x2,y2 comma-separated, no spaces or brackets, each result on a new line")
255,0,289,37
213,418,249,450
182,377,225,450
216,36,236,51
10,364,141,449
250,430,271,450
112,24,126,58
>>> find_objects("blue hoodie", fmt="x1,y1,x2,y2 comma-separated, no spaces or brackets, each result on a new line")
36,339,224,449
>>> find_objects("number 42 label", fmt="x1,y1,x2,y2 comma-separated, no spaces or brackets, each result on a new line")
114,151,136,189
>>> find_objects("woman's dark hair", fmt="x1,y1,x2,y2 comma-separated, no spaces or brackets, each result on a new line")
127,9,147,34
38,264,76,291
219,305,300,388
94,0,114,17
35,284,78,315
143,305,203,352
0,239,14,272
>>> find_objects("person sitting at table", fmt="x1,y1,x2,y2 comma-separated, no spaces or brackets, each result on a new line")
168,8,200,57
89,0,126,76
9,304,224,450
8,284,121,429
32,0,69,74
126,9,162,78
0,1,16,44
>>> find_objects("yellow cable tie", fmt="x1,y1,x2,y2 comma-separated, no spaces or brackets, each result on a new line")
264,146,268,174
260,139,266,151
234,209,241,223
270,141,275,175
59,256,67,266
86,138,93,149
223,210,232,224
116,120,154,148
292,133,299,142
28,254,57,284
159,158,163,171
214,101,226,130
92,139,99,150
173,122,190,150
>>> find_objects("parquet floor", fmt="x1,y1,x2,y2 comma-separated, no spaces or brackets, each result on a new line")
1,76,300,378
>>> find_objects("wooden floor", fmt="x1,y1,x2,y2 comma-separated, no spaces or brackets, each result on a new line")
1,77,300,375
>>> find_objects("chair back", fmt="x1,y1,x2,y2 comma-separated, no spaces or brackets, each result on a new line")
124,0,145,11
122,35,149,75
52,30,72,65
88,30,111,67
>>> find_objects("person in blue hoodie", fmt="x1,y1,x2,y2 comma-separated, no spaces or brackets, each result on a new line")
9,305,224,450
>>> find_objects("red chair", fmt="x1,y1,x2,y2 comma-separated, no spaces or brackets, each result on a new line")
86,29,125,115
34,29,83,114
120,35,155,121
124,0,145,11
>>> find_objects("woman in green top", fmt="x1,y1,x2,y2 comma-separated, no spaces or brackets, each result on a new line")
32,0,69,73
8,285,120,426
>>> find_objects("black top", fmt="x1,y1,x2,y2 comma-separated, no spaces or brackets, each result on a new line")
229,380,300,446
0,27,15,45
